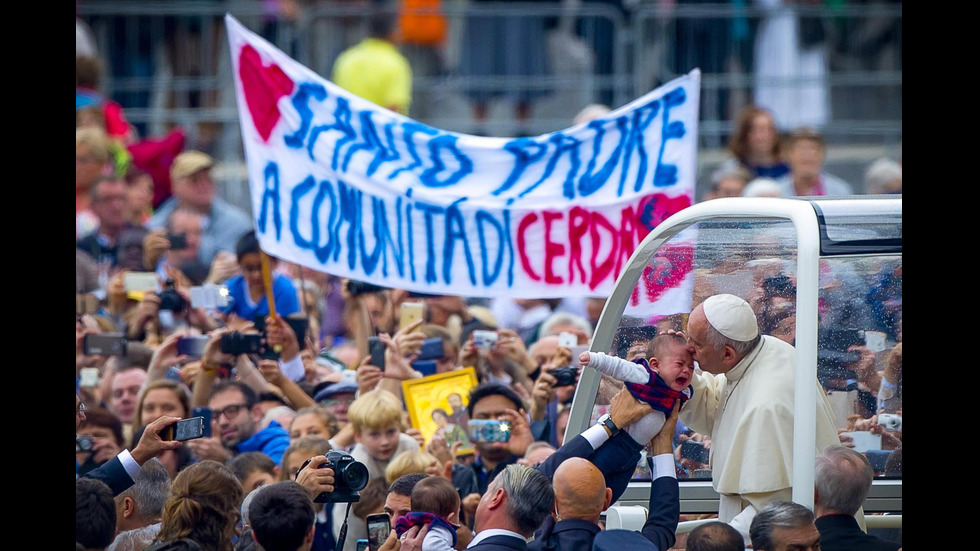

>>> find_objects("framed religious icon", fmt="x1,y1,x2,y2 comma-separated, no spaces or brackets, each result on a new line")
402,367,478,456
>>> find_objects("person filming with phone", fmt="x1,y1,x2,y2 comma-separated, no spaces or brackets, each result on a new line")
78,393,184,496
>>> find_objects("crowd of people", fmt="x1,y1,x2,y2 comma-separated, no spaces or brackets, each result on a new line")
77,6,901,550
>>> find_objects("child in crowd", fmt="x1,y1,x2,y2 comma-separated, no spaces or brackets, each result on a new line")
348,389,421,482
219,230,301,323
394,475,461,551
580,333,694,445
227,451,279,494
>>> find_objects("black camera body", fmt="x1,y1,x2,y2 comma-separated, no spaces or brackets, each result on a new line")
76,435,94,453
158,279,186,311
549,365,579,387
220,332,265,356
306,450,369,503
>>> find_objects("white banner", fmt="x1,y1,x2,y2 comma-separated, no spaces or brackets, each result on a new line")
226,14,699,299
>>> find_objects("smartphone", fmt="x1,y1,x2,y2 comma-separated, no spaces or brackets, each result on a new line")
177,335,210,357
366,513,391,551
79,367,100,388
558,331,578,348
167,232,188,251
220,332,265,355
417,337,445,361
864,330,887,353
399,301,424,330
467,419,511,443
190,285,230,309
680,441,711,464
411,360,437,377
368,336,386,370
161,416,206,442
123,271,160,293
191,406,212,437
472,330,498,353
83,333,128,356
356,540,370,551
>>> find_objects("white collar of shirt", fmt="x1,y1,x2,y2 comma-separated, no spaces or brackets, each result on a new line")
467,528,527,547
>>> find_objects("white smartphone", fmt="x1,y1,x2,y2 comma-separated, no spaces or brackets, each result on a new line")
123,271,160,293
80,367,100,388
558,331,578,348
864,331,887,353
839,431,882,453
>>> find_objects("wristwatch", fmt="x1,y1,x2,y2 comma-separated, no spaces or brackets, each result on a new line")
598,413,620,436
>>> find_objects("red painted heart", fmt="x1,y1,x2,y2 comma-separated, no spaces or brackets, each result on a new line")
629,192,694,305
633,243,695,305
238,44,295,142
635,193,692,242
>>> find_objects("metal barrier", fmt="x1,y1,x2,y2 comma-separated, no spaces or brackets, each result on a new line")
78,0,901,199
631,2,903,148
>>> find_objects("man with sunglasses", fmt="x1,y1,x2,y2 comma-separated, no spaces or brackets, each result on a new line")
187,380,291,465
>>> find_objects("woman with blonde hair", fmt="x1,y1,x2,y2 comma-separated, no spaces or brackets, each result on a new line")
384,449,443,484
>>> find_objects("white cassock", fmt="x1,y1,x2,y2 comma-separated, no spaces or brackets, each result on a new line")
680,335,840,520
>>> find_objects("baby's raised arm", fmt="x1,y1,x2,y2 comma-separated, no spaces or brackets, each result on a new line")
580,351,651,384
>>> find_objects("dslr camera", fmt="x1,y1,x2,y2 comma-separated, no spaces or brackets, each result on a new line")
548,365,579,387
302,450,369,503
158,279,186,312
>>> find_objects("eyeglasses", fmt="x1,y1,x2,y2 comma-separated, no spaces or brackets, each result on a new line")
213,403,249,421
319,396,355,408
77,402,86,415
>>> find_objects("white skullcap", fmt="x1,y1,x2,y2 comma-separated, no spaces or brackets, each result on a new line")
703,294,759,341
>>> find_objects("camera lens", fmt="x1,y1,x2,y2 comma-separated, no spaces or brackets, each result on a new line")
341,460,370,491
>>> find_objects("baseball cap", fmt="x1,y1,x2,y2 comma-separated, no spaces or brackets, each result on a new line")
170,150,215,181
313,380,359,403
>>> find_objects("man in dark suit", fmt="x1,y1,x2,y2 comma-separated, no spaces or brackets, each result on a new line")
813,445,901,551
398,387,663,551
531,401,680,551
465,463,554,551
79,394,182,496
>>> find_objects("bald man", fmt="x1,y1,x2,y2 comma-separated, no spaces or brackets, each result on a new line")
529,400,680,551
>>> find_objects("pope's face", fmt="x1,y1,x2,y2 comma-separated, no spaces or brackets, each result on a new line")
685,305,726,374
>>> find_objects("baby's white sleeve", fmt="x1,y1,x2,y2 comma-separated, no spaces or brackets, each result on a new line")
584,352,650,384
420,526,456,551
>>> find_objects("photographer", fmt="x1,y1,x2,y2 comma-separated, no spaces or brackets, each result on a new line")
186,328,291,465
527,336,580,448
79,393,184,496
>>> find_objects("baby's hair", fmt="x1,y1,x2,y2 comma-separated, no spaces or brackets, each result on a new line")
410,475,460,520
646,333,687,361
